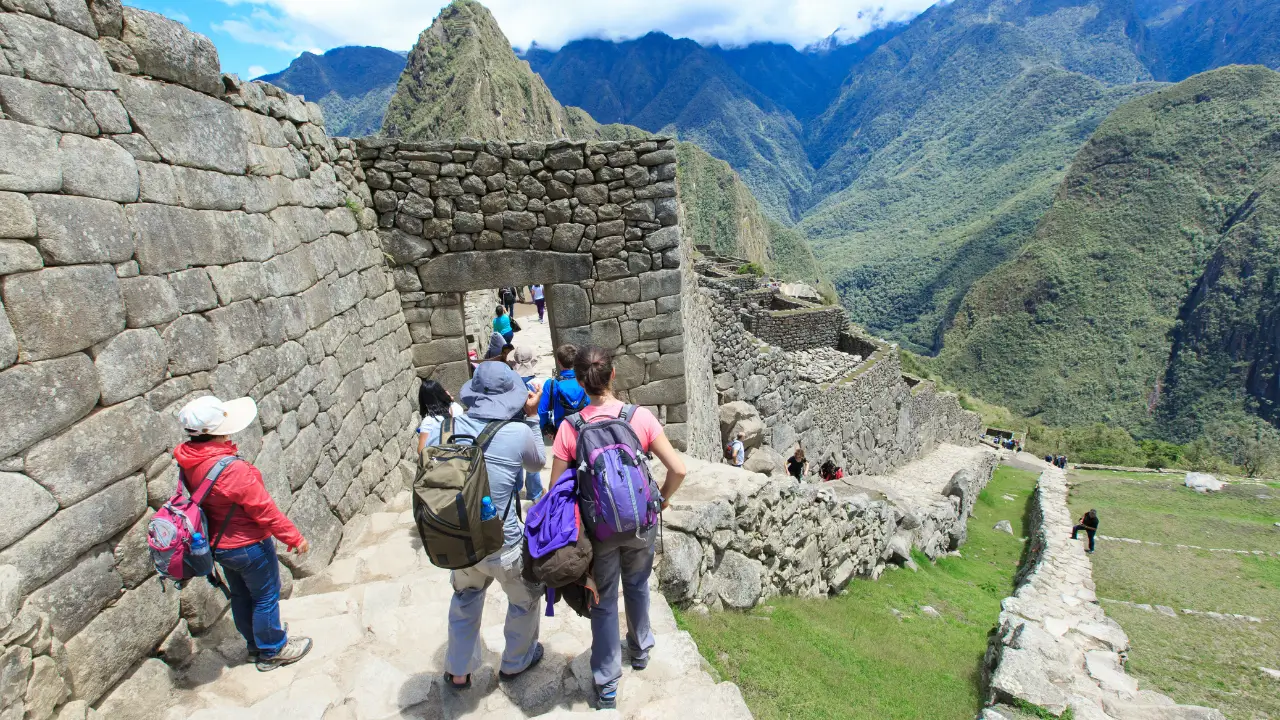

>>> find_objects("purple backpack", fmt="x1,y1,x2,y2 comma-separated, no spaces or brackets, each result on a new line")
568,405,661,541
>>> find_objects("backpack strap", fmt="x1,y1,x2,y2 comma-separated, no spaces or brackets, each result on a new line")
441,414,455,444
475,420,513,450
619,404,638,423
191,456,240,551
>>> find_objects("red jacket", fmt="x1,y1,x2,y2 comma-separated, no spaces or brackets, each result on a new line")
174,440,304,550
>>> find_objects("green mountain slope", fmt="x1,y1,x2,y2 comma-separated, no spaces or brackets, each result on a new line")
380,0,824,284
257,46,405,137
936,66,1280,436
1143,0,1280,81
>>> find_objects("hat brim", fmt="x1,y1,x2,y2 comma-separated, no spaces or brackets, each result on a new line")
459,370,530,420
211,397,258,436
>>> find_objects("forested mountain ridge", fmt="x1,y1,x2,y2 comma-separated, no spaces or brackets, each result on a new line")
936,65,1280,441
257,46,406,137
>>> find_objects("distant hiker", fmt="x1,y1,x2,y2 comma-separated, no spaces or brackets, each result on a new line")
820,459,843,482
539,344,589,437
1071,509,1099,553
174,395,313,672
493,305,514,343
787,447,807,479
531,284,546,323
1045,455,1053,465
500,287,517,318
423,362,547,689
727,432,746,467
549,345,687,710
416,379,463,453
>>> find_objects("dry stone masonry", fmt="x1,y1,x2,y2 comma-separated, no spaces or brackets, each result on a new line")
353,136,691,448
0,3,418,715
981,460,1226,720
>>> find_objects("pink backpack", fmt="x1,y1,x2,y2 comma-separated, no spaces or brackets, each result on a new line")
147,456,239,589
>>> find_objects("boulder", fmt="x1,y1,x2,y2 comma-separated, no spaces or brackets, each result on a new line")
711,550,763,609
2,264,125,362
277,482,341,577
657,530,702,603
0,354,100,460
1184,472,1224,493
62,578,179,703
743,446,786,476
885,533,912,563
24,654,68,720
989,647,1068,715
993,520,1014,535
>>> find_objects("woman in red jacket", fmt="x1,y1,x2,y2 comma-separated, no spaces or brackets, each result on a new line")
175,395,312,672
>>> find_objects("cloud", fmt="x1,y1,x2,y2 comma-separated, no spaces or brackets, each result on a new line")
213,0,941,53
247,65,268,78
163,8,191,23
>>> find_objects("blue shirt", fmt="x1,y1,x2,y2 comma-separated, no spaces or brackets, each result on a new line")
425,414,545,547
538,370,589,432
492,315,512,335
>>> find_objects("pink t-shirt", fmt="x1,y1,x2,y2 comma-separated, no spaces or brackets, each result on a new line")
552,400,664,462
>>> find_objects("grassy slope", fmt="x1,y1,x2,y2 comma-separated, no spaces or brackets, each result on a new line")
678,464,1039,719
1067,469,1280,718
937,66,1280,433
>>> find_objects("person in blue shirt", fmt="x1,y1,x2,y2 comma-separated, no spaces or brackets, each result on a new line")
492,305,514,343
537,344,588,436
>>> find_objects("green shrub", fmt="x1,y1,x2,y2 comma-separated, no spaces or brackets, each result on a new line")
737,262,765,277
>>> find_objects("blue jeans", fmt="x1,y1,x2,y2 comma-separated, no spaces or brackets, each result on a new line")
214,538,286,657
591,529,657,695
524,470,543,502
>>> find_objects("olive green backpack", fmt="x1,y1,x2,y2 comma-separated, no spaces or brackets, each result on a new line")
412,417,514,569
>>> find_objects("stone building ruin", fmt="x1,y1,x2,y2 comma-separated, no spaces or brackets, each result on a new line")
0,3,988,717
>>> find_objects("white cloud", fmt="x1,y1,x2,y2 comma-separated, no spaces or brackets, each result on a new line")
247,65,268,78
213,0,941,53
164,8,191,23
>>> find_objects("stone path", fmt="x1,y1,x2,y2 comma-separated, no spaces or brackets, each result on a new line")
157,490,752,719
984,459,1226,720
1099,598,1265,624
836,442,997,504
1095,534,1280,556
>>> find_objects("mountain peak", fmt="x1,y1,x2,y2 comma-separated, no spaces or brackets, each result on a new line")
381,0,570,141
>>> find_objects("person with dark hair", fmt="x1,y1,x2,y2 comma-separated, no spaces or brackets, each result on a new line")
538,344,588,437
174,395,312,672
493,305,514,343
787,447,807,479
417,379,464,453
1071,509,1099,553
500,287,517,318
548,346,687,710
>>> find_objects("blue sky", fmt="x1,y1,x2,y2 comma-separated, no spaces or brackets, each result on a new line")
125,1,940,80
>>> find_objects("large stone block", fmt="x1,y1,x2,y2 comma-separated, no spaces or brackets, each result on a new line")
0,192,36,240
657,530,702,602
593,277,640,304
161,314,218,376
590,318,621,349
128,204,241,274
91,328,167,405
31,194,133,265
638,312,681,341
178,575,227,634
117,76,248,174
2,264,124,361
629,377,687,406
24,654,68,720
0,301,14,370
639,269,681,301
206,262,266,305
711,549,762,609
93,658,174,720
0,474,145,595
547,284,588,329
167,268,218,313
19,548,122,642
0,120,62,192
25,397,169,507
62,576,179,704
263,246,319,298
112,508,154,589
59,134,139,203
416,250,593,292
206,300,263,362
411,336,467,367
120,7,221,95
0,472,58,552
0,354,99,459
277,482,341,578
0,13,116,90
0,75,98,135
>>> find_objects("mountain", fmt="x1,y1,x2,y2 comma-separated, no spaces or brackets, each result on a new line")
257,46,406,137
1142,0,1280,81
379,0,824,284
936,66,1280,439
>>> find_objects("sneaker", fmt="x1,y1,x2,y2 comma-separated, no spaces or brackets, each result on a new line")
631,654,649,671
596,687,617,710
256,636,312,672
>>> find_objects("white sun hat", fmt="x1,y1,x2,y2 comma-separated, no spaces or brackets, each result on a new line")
177,395,258,437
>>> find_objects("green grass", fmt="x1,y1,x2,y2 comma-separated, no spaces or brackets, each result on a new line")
677,464,1039,719
1067,468,1280,719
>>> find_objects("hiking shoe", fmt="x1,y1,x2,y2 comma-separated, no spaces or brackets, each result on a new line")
596,687,617,710
500,643,544,680
256,636,312,672
630,654,649,671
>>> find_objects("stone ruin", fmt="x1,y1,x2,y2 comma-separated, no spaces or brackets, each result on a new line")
0,2,995,717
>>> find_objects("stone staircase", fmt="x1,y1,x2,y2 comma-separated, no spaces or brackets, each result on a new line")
158,491,752,719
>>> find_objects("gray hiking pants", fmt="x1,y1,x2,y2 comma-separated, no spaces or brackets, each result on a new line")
591,528,657,695
446,543,543,677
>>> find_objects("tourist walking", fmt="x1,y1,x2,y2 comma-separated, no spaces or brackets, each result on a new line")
1071,509,1100,553
493,305,514,343
424,362,547,689
416,379,464,453
786,447,807,479
549,346,687,710
531,284,546,323
173,395,312,672
510,346,545,501
538,344,589,437
500,287,517,318
728,431,746,467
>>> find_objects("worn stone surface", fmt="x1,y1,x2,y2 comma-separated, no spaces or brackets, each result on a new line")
2,264,125,362
0,354,99,459
62,577,179,703
19,548,122,642
58,134,140,203
0,13,116,90
0,76,97,135
117,76,248,174
120,7,220,95
0,120,62,193
0,472,58,552
91,328,167,405
277,482,342,578
31,194,133,265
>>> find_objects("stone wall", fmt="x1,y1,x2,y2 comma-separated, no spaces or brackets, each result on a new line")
693,273,981,475
351,137,692,447
741,294,845,351
657,451,996,610
0,3,418,715
980,465,1226,720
